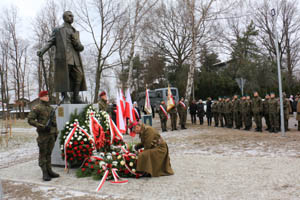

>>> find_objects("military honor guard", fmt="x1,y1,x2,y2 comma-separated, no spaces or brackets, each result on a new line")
28,91,59,181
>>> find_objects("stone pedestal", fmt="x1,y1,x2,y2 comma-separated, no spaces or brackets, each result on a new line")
51,104,93,166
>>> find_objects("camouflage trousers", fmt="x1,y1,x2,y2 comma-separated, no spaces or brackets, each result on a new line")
253,112,262,130
37,133,56,169
179,113,187,128
264,113,270,129
269,113,279,131
213,112,219,126
225,113,233,127
242,113,252,128
218,113,224,127
160,118,167,131
170,113,177,130
233,112,241,128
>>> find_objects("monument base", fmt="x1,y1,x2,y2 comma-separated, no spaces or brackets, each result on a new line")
51,104,97,166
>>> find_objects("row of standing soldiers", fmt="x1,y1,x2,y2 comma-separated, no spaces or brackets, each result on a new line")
211,92,291,133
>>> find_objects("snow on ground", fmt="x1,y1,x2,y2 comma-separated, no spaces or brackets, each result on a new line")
1,117,300,199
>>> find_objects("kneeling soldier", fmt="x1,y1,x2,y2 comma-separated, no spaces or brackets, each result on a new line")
28,91,59,181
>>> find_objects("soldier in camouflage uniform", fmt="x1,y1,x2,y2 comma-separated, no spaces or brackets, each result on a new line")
158,101,168,132
98,91,108,112
241,95,251,130
252,91,263,132
224,97,233,128
263,94,271,131
217,97,224,127
168,104,178,131
28,91,59,181
282,93,292,131
269,92,279,133
232,95,241,129
211,100,219,127
221,98,227,127
177,97,187,129
246,95,253,129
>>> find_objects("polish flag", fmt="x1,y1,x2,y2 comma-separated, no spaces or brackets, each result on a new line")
120,90,126,118
125,89,136,123
117,90,126,134
144,88,152,114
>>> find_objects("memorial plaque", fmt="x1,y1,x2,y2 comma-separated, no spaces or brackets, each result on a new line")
58,107,64,117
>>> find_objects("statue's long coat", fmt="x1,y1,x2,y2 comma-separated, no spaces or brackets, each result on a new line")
136,125,174,177
42,24,87,92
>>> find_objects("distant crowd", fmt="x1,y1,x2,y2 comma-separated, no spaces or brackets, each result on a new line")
158,92,300,133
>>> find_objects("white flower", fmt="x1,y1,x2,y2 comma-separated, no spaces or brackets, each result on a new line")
129,162,134,167
120,161,125,166
106,152,112,156
112,161,118,166
66,126,69,129
99,161,106,167
112,151,116,155
100,153,105,157
75,119,78,122
69,142,73,145
66,122,69,125
69,128,72,131
131,156,136,159
106,155,112,160
82,126,85,128
74,134,78,138
132,169,136,173
63,136,66,139
117,155,122,160
83,138,87,142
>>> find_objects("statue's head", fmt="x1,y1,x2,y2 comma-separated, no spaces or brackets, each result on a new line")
63,11,74,24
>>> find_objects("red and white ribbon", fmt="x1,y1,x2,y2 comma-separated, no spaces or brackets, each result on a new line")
160,105,168,119
109,117,124,144
179,101,186,108
96,167,128,192
89,112,105,149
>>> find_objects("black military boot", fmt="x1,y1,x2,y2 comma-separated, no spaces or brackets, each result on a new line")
42,167,51,181
47,164,60,178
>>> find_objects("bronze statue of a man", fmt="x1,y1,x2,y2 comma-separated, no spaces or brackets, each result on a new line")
37,11,87,104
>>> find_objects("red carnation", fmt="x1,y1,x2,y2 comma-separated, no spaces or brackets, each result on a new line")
81,168,86,172
125,156,130,161
69,157,74,161
78,154,82,157
86,145,90,148
107,164,112,168
97,169,101,174
83,149,86,152
124,169,129,174
85,163,89,167
90,165,94,169
95,161,99,165
73,154,77,157
78,157,82,160
77,150,80,154
74,147,78,150
81,141,84,145
74,141,78,145
79,146,83,149
88,159,92,163
68,145,72,148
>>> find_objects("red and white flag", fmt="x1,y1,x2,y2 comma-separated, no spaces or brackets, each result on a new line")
125,89,136,123
160,105,168,119
144,88,152,114
117,90,126,134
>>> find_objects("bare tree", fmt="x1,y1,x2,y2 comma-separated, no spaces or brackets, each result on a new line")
254,0,300,90
125,0,159,90
32,0,62,102
71,0,128,103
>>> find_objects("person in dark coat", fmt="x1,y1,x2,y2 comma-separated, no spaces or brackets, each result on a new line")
206,97,213,126
189,100,197,124
197,100,205,125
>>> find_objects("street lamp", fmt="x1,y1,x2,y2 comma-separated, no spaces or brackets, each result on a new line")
271,8,285,137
